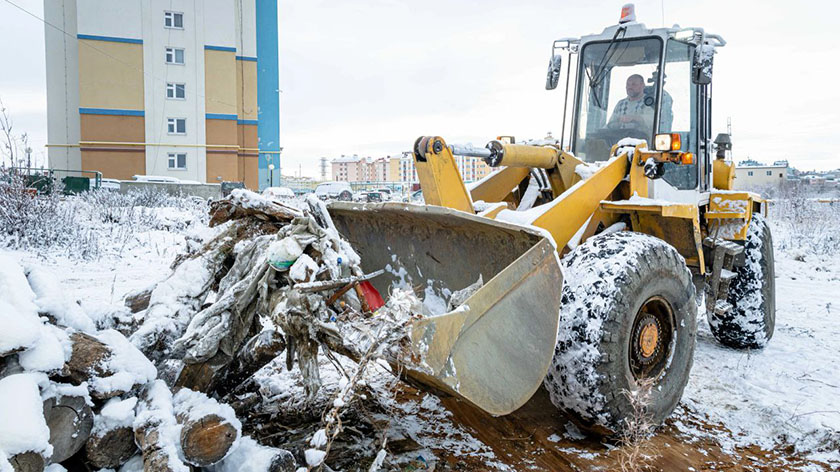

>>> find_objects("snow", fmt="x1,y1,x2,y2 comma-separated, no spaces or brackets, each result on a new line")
305,448,327,466
0,254,42,354
289,253,319,282
309,428,328,448
92,397,138,435
17,323,71,372
0,373,52,458
90,330,157,396
25,266,96,332
133,380,189,472
208,436,285,472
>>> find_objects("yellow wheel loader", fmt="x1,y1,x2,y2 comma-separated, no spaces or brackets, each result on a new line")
328,6,775,434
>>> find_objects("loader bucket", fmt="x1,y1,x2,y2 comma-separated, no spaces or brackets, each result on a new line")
328,202,563,416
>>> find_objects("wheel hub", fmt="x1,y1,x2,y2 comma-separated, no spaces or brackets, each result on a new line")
629,297,674,380
638,318,660,359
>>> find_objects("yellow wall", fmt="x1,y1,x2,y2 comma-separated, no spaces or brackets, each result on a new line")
236,60,258,120
80,115,145,143
81,149,145,180
388,157,401,182
205,50,237,115
78,39,144,110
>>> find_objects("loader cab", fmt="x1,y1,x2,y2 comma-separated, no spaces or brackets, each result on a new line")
552,21,724,197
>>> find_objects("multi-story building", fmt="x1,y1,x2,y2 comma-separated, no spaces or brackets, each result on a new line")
44,0,280,189
398,151,492,186
734,161,789,190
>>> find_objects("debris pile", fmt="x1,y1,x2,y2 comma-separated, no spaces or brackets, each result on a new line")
0,190,435,471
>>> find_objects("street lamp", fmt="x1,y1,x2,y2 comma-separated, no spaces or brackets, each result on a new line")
268,163,275,188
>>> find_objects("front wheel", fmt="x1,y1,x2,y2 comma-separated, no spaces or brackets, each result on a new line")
709,214,775,349
543,232,697,435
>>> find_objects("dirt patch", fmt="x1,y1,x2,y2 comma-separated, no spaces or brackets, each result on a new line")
427,387,833,471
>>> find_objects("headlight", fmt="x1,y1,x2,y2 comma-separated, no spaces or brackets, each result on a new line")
654,133,682,152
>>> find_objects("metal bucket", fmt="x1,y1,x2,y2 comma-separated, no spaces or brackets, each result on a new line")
328,202,563,416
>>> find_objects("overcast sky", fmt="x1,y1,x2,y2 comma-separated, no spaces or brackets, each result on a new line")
2,0,839,177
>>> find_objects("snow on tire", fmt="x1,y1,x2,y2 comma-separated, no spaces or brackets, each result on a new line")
543,231,697,435
709,214,775,349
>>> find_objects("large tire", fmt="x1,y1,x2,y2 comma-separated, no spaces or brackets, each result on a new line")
543,232,697,434
709,214,775,349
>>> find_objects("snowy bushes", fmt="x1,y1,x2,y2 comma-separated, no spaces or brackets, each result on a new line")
769,186,840,256
0,172,208,260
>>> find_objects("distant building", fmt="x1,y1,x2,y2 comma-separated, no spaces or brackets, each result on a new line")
398,152,492,185
44,0,280,189
734,162,788,190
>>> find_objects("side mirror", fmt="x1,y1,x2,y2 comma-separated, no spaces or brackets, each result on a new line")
545,55,562,90
692,44,714,85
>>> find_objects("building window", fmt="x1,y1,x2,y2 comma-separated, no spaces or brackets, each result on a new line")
167,118,186,134
766,170,772,176
164,11,184,29
168,152,187,169
779,173,783,178
165,47,185,65
166,83,185,99
747,171,754,176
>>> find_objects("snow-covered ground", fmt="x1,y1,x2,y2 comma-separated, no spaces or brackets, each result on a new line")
1,193,838,470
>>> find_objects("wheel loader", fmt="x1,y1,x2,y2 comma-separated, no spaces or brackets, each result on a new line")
327,5,775,434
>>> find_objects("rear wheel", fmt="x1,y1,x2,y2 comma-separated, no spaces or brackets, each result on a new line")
709,214,775,349
543,232,697,435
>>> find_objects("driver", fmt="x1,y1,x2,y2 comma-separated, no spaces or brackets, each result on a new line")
607,74,653,131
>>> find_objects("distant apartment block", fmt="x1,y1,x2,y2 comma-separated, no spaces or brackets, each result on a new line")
398,152,492,185
331,152,491,185
44,0,280,189
734,161,788,190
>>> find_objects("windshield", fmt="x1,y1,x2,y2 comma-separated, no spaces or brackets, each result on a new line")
572,37,663,161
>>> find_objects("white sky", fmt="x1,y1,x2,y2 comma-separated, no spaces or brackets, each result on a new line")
2,0,839,177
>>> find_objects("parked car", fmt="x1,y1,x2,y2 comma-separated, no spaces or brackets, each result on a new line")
364,191,383,203
376,188,393,200
314,181,353,201
262,186,295,199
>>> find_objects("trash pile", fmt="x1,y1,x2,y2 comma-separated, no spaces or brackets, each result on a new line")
1,189,441,472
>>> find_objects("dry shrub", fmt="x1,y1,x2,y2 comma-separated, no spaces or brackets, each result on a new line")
618,377,659,472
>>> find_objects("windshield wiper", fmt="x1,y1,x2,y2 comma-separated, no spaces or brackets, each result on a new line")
585,26,627,108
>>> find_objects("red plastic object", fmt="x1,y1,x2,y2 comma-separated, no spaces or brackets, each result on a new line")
358,280,385,311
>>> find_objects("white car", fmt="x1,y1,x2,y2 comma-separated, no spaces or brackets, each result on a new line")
262,186,296,199
314,181,353,201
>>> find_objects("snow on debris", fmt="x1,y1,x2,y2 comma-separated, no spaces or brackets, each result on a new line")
133,380,190,472
17,323,71,373
207,436,285,472
0,253,42,354
172,388,242,436
0,373,53,458
25,265,97,332
90,329,157,396
92,397,138,436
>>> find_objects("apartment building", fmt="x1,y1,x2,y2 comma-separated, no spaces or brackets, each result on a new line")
44,0,280,189
398,152,492,185
734,161,789,190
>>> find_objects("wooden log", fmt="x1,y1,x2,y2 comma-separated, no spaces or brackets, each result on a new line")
213,329,285,397
124,287,153,314
43,395,94,463
134,381,188,472
63,332,132,400
85,426,137,469
64,332,110,386
178,413,239,467
7,451,44,472
173,389,240,467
